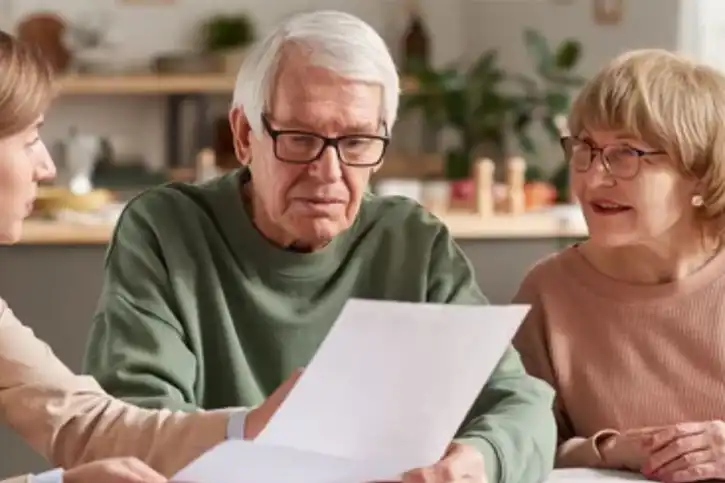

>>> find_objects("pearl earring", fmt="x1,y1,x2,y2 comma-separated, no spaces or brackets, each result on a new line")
692,194,704,207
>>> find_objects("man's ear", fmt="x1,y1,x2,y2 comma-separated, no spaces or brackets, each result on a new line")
229,107,252,166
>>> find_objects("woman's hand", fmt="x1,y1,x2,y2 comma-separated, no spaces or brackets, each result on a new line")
642,421,725,482
244,368,303,439
599,428,656,471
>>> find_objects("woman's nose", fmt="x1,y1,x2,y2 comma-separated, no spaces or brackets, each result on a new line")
35,153,56,182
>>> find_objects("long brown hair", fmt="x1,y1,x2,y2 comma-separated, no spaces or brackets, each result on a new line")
0,30,55,138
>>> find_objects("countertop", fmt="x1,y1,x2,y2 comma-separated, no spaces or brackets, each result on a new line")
20,219,115,245
16,208,588,245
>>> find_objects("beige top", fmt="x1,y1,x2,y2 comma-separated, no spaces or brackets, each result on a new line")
2,477,29,483
512,245,725,468
0,297,233,481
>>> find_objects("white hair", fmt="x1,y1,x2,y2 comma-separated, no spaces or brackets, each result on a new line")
231,10,400,134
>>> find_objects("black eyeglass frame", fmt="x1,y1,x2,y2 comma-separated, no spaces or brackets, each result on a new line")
560,135,667,180
261,114,390,167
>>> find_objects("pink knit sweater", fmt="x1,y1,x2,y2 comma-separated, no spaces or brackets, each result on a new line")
512,244,725,468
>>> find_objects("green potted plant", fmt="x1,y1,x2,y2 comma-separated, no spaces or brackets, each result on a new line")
200,13,256,73
400,29,584,184
401,50,512,181
509,29,585,155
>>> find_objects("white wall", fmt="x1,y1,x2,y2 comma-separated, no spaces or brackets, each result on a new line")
680,0,725,70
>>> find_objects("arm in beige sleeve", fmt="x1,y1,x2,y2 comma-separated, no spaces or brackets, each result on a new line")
512,275,616,469
0,476,31,483
0,299,234,477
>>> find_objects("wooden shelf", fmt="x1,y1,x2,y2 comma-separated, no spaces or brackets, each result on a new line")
57,73,418,96
57,73,237,95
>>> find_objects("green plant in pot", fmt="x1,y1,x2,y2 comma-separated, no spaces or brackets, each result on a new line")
509,30,584,205
509,29,585,155
200,13,256,73
401,49,513,181
400,29,585,184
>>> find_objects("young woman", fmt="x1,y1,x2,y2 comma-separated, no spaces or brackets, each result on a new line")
0,30,294,483
513,49,725,483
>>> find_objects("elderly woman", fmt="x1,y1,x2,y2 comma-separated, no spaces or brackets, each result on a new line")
0,30,293,483
513,48,725,483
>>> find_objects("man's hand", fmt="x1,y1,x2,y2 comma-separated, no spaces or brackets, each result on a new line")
402,442,486,483
243,368,303,440
642,421,725,482
64,457,166,483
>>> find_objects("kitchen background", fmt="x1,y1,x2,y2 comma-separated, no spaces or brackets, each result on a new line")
0,0,723,477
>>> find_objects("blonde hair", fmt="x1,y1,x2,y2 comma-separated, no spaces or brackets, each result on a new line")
569,48,725,224
0,30,54,138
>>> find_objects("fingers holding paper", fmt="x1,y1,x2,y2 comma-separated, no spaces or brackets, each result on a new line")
642,421,725,482
244,368,303,440
402,443,486,483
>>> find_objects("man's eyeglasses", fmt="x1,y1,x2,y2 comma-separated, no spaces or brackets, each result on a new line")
261,114,389,167
561,136,666,180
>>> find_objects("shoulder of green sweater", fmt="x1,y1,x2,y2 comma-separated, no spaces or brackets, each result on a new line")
360,194,485,303
358,192,455,246
118,176,225,223
107,175,229,248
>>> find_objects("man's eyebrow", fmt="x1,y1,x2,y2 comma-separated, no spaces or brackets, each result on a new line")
273,118,380,134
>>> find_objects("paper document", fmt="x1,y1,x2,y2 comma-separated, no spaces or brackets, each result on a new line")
172,299,529,483
546,469,652,483
172,439,394,483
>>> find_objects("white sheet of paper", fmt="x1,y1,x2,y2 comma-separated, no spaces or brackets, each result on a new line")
256,299,530,474
546,469,652,483
171,439,396,483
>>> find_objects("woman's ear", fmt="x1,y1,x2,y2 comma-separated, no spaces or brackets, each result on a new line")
229,107,252,166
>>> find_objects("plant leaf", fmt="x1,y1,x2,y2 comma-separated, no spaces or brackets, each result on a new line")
554,40,581,70
468,49,498,79
546,73,587,87
542,115,562,142
514,112,532,132
526,165,547,182
544,91,570,114
517,131,537,154
512,74,539,95
523,28,553,75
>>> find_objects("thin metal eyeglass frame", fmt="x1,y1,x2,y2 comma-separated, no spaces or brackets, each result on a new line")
560,135,666,180
261,114,390,167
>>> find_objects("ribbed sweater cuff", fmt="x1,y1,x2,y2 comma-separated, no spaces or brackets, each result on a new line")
556,429,619,468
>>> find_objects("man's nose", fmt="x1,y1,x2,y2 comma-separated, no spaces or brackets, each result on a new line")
310,145,343,181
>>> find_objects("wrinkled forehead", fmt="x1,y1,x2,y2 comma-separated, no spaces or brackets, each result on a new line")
267,58,384,133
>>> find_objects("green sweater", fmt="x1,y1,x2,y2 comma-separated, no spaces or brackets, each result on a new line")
83,169,555,483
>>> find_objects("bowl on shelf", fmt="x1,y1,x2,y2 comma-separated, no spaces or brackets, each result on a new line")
33,187,115,216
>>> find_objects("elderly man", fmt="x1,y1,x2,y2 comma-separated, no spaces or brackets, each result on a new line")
83,10,556,483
